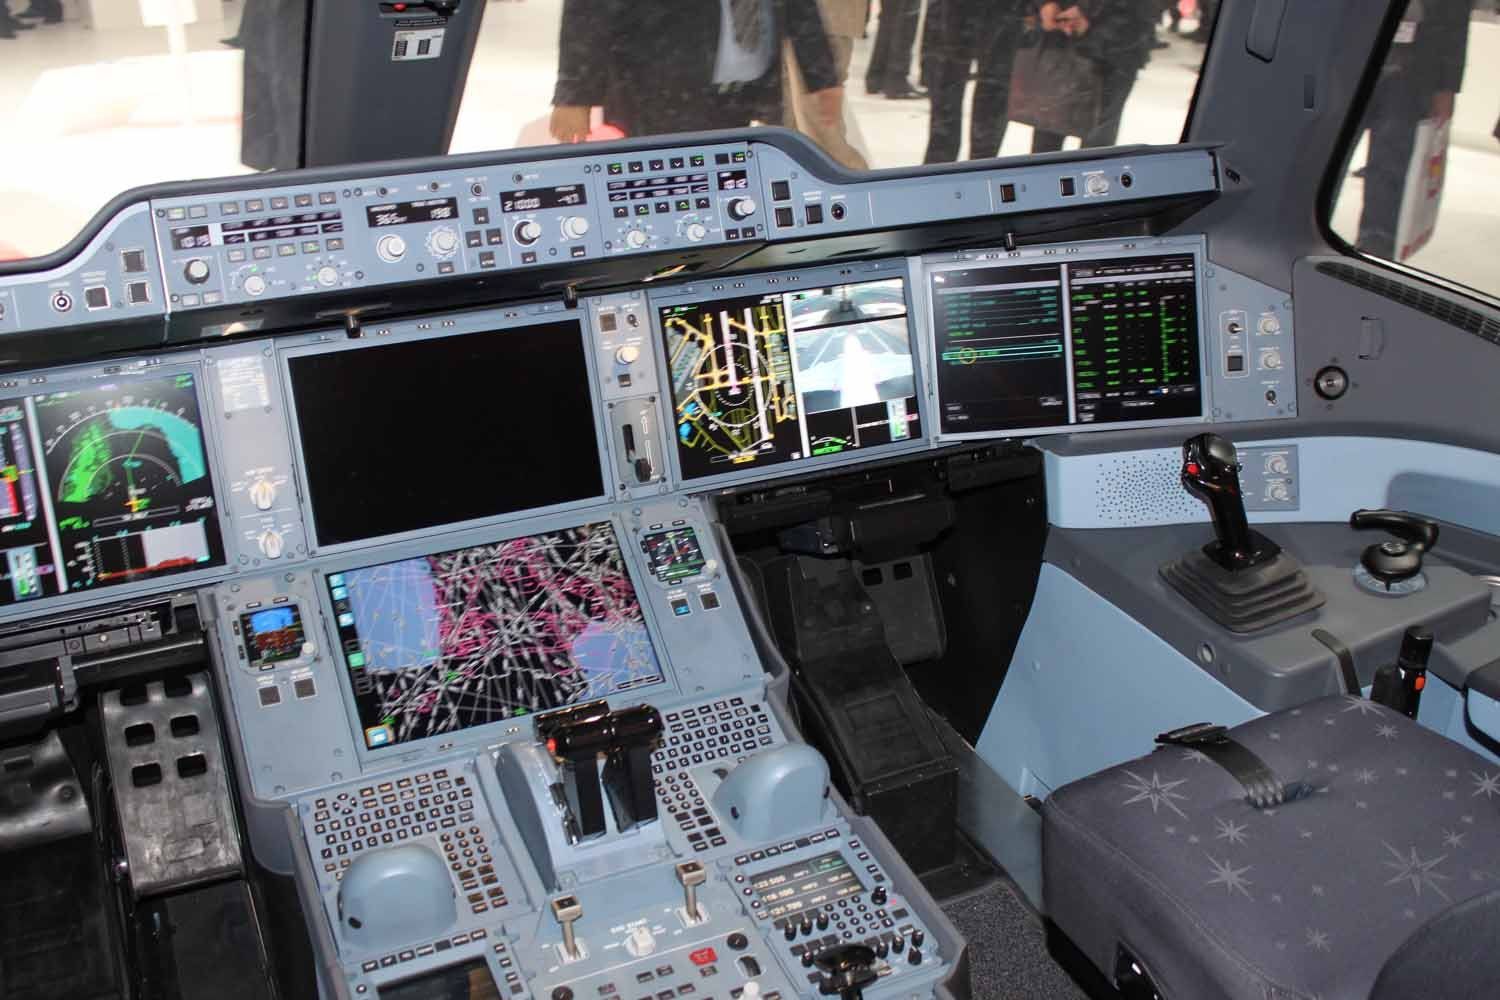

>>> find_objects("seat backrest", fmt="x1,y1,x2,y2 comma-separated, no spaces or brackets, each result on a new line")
1370,887,1500,1000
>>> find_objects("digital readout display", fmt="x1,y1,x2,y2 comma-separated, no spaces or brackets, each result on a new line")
365,198,460,228
501,185,588,212
750,850,866,921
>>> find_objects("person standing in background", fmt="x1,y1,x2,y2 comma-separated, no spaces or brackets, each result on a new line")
864,0,925,98
1025,0,1156,152
11,0,61,24
1355,0,1473,260
922,0,1026,163
552,0,843,141
1,2,33,39
784,0,872,170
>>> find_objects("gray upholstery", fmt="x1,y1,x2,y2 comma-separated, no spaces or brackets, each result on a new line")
1043,695,1500,1000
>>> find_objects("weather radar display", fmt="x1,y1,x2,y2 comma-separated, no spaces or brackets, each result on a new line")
329,522,666,750
661,276,921,480
32,373,224,592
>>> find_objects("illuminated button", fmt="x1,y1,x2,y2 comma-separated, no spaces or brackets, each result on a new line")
245,199,264,212
616,345,640,365
121,249,148,273
295,193,313,208
998,183,1016,203
670,598,691,617
773,207,794,228
270,196,289,210
1059,176,1076,196
243,274,267,297
804,203,823,225
83,286,109,310
277,244,296,257
126,281,151,305
253,246,272,260
319,191,337,205
227,249,247,263
166,206,186,221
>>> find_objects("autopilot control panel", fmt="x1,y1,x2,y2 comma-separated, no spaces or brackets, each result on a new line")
0,131,1302,999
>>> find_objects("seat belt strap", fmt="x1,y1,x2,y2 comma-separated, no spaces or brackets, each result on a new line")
1156,723,1307,809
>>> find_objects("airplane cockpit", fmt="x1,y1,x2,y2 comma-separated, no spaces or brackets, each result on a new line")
0,2,1497,998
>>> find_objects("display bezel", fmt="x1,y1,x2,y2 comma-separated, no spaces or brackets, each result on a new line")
0,357,233,626
647,258,931,493
921,236,1213,443
311,508,679,766
278,306,614,557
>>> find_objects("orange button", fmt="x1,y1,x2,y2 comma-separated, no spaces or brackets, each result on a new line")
690,946,717,966
1414,675,1426,691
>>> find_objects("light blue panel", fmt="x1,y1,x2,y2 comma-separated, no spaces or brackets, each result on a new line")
1469,690,1500,747
976,563,1262,798
1415,672,1500,765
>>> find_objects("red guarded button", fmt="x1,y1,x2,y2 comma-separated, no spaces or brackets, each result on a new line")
689,946,717,966
1414,674,1426,691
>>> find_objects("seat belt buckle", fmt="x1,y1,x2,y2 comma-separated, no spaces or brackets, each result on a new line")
1155,723,1228,747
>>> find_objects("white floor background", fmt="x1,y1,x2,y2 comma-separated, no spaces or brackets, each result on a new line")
1,0,1495,297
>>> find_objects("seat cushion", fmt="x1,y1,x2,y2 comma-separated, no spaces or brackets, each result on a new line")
1043,694,1500,1000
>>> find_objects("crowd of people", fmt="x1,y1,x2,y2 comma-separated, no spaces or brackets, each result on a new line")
549,0,1220,168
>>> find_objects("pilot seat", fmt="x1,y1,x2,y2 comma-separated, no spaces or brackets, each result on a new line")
1045,667,1500,998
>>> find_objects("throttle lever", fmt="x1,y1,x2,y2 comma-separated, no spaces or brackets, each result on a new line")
1350,509,1440,588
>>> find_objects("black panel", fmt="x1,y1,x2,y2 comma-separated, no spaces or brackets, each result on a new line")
287,320,603,546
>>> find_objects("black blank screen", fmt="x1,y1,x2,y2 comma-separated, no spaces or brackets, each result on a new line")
288,321,604,546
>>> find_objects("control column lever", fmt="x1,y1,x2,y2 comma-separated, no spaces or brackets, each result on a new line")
551,894,584,961
675,860,707,924
1180,433,1278,570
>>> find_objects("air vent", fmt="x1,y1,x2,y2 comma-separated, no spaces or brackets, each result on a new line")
1092,450,1203,524
1316,261,1500,346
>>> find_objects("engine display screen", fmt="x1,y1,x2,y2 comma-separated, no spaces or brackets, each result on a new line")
661,276,921,481
379,958,500,1000
240,605,306,668
750,851,867,922
329,522,666,751
286,320,604,547
930,252,1203,435
365,197,460,228
641,526,706,584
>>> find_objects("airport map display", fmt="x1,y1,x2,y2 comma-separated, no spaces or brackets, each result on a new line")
662,277,920,479
328,522,666,750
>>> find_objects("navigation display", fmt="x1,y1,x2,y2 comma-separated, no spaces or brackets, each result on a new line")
30,373,225,596
287,320,604,547
930,252,1203,435
328,522,666,751
661,277,920,480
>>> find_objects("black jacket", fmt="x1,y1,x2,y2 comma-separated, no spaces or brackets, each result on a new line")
553,0,840,135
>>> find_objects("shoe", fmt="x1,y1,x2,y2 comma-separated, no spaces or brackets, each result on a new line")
15,7,61,22
1151,37,1171,49
882,84,928,100
1350,165,1368,180
220,35,243,47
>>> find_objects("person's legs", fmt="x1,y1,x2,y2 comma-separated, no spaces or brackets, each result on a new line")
785,36,870,170
1081,67,1137,149
967,19,1019,159
1031,128,1066,153
867,0,922,93
921,2,976,163
1356,92,1424,260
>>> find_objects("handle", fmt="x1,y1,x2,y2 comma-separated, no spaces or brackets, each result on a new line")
1181,433,1254,568
1349,509,1440,552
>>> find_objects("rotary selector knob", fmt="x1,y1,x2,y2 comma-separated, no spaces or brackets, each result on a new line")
427,226,459,258
1261,349,1283,370
316,265,339,288
727,197,757,221
624,229,648,249
257,529,285,559
1265,454,1290,476
248,478,277,511
376,234,407,263
1085,174,1110,196
514,220,542,246
243,274,267,297
1259,315,1282,335
184,258,211,284
616,344,641,366
1268,482,1291,503
684,221,707,242
561,216,590,240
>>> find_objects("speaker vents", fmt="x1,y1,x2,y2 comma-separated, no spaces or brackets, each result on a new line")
1093,450,1203,524
1315,261,1500,347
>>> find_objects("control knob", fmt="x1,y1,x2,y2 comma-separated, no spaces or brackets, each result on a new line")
1085,174,1110,196
514,219,543,246
1265,454,1290,477
183,258,211,284
615,344,641,366
243,274,267,297
624,229,649,250
1268,482,1291,503
561,216,590,240
1259,315,1282,335
315,265,339,288
684,221,707,242
426,226,459,258
1261,349,1283,370
258,529,285,559
726,196,757,221
248,478,277,511
376,234,407,263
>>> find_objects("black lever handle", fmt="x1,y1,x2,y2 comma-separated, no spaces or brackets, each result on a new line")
1180,433,1258,570
1350,509,1439,551
815,943,879,999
